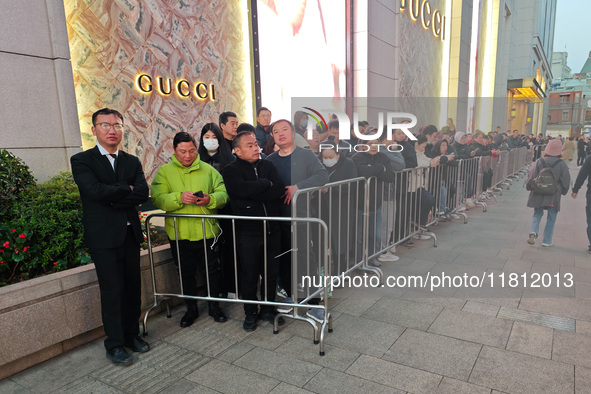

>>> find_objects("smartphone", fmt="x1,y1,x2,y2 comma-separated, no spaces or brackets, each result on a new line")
193,191,204,198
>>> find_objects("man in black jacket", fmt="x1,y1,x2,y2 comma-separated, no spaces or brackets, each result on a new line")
222,132,285,332
71,108,150,366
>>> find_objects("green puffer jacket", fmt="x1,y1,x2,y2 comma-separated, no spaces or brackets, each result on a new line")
151,154,228,241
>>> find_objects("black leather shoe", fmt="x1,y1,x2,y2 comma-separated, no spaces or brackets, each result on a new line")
208,302,227,323
106,346,133,366
243,313,257,332
180,309,199,328
259,310,285,326
125,336,150,353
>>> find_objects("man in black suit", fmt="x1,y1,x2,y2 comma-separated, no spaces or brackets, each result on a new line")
71,108,150,366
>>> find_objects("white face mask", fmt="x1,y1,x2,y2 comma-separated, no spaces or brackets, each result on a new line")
203,139,219,152
323,158,338,167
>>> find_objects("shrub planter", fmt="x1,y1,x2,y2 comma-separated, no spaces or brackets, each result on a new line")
0,245,179,380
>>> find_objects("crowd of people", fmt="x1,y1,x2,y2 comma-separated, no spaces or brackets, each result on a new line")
72,107,591,367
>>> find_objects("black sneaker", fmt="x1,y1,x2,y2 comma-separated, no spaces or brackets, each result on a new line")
180,309,199,328
106,346,133,366
208,302,227,323
243,313,257,332
259,310,285,326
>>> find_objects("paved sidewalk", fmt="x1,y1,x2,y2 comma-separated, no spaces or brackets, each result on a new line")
2,166,591,393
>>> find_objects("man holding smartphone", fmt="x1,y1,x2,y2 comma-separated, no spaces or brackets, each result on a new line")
151,132,229,328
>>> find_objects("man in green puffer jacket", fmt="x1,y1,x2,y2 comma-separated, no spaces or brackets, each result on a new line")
151,132,229,328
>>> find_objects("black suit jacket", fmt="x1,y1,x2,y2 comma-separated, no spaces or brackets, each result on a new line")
71,146,149,249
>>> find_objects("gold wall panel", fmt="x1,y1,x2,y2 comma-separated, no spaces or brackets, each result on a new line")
64,0,249,181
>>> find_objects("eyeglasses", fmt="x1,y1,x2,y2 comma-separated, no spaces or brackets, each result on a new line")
95,122,124,131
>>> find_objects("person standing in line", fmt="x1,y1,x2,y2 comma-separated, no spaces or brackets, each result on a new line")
71,108,150,366
561,136,575,167
577,136,587,166
526,139,570,247
151,132,229,328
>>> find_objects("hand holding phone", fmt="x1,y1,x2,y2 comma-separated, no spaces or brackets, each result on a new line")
193,191,204,198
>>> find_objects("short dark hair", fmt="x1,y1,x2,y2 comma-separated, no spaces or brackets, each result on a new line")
173,131,197,149
328,120,339,130
219,111,237,126
270,119,294,133
233,131,255,149
420,125,438,136
416,134,428,145
237,123,256,134
92,108,123,125
257,107,271,116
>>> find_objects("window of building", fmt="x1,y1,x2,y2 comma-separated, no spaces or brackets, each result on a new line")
562,110,569,121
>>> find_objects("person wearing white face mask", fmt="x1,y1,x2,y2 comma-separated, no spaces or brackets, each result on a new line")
198,123,235,171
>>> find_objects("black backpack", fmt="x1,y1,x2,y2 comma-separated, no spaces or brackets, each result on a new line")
531,159,561,195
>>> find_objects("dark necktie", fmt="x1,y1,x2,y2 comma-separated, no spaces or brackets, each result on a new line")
109,153,117,173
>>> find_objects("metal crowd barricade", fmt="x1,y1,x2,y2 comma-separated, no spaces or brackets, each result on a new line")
142,213,332,356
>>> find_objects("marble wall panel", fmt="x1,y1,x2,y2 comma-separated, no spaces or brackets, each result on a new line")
65,0,249,182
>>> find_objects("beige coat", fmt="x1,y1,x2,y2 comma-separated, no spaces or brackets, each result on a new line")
562,140,575,161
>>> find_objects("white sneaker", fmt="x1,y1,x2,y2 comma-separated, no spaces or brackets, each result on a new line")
368,259,382,267
377,252,400,262
277,297,294,313
450,214,461,220
541,243,553,247
306,308,325,323
389,245,397,253
414,234,431,240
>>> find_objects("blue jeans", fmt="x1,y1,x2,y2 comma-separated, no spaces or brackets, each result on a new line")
357,207,382,260
530,207,557,244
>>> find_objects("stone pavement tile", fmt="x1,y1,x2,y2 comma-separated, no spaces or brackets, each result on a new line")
505,321,553,359
400,249,459,264
216,342,256,363
469,346,574,393
244,326,293,350
434,377,491,394
575,320,591,335
462,301,499,317
451,253,507,270
164,317,252,357
274,335,360,372
361,297,442,330
575,366,591,394
304,367,403,394
346,355,441,393
574,255,591,268
428,309,513,348
552,330,591,369
158,378,220,394
143,307,184,339
519,297,591,321
269,382,314,394
330,297,379,317
501,259,532,274
53,376,123,393
234,347,322,387
523,248,575,267
386,258,438,275
562,265,591,284
0,380,32,394
402,296,467,310
497,248,525,260
9,340,108,393
186,359,279,394
456,291,522,309
450,247,504,259
426,262,490,278
575,281,591,298
323,313,405,357
383,329,481,381
90,342,209,394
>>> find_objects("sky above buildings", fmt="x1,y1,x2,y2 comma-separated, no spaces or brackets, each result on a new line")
553,0,590,74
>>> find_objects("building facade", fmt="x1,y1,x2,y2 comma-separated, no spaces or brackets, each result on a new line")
0,0,556,181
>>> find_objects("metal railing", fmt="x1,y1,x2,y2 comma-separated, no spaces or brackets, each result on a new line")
143,213,332,356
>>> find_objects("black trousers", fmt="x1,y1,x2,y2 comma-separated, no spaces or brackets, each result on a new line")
90,227,141,350
578,151,586,166
169,238,222,306
236,225,280,315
